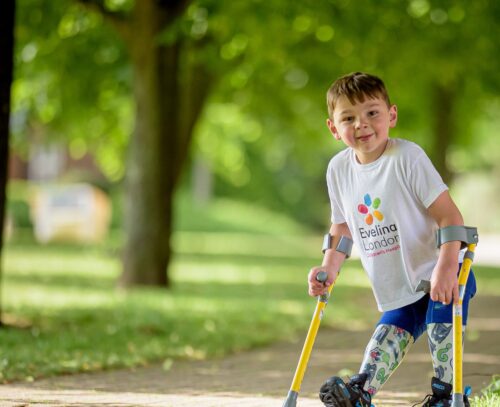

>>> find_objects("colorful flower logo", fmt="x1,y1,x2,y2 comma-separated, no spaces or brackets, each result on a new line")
358,194,383,225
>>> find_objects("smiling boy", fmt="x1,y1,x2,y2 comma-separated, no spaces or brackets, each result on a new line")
308,72,476,407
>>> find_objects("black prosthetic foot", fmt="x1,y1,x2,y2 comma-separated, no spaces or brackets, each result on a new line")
319,373,372,407
415,377,471,407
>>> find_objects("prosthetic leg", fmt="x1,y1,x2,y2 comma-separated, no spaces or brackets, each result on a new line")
282,236,353,407
417,226,479,407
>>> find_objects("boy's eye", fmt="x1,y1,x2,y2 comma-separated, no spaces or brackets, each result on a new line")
342,116,354,122
368,110,378,117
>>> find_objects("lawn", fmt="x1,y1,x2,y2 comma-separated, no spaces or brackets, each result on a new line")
0,196,377,383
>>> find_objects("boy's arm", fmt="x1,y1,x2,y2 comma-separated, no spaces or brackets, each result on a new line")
308,222,352,297
427,190,464,305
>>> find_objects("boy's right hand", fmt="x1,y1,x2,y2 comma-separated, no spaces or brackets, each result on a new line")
308,266,338,297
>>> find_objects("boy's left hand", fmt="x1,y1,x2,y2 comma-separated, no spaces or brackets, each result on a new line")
426,192,463,306
430,260,459,305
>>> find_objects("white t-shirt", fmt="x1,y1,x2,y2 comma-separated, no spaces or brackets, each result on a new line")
326,138,448,311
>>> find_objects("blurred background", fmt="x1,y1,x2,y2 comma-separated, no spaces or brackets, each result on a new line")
1,0,499,389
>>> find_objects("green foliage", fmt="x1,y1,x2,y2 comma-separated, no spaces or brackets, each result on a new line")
471,394,500,407
11,0,500,225
482,375,500,396
13,0,131,180
472,375,500,406
188,0,500,223
6,181,33,228
6,200,31,229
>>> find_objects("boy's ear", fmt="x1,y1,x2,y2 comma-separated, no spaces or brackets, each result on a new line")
389,105,398,128
326,118,341,140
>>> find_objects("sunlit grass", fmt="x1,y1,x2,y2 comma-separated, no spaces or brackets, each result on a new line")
0,220,374,383
472,376,500,406
2,230,499,383
472,393,500,406
2,195,500,392
174,193,311,235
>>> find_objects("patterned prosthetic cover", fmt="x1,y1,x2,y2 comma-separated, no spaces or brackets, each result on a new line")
359,324,414,396
427,322,464,384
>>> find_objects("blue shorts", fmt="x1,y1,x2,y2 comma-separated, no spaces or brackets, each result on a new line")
377,270,476,340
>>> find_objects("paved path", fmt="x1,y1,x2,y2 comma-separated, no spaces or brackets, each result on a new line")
1,293,499,407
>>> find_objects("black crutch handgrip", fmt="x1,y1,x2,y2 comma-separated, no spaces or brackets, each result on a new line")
316,271,328,284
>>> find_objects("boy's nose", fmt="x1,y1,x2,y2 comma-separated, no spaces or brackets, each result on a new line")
355,119,367,129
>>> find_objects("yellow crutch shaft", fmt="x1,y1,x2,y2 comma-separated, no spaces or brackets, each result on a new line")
290,281,335,392
453,243,476,399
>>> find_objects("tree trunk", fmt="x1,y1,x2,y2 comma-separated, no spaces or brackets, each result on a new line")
0,0,15,325
78,0,211,288
119,1,211,287
430,84,455,184
119,2,177,287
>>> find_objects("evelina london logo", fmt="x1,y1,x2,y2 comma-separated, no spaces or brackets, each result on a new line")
358,194,384,225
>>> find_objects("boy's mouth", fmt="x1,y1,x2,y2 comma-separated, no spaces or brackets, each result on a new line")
357,134,373,142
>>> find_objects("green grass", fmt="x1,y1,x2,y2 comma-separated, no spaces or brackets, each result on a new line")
472,393,500,406
471,376,500,406
0,196,377,383
0,239,376,383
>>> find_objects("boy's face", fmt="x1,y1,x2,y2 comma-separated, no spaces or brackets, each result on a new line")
327,95,397,164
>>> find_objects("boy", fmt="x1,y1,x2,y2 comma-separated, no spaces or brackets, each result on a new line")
308,72,476,407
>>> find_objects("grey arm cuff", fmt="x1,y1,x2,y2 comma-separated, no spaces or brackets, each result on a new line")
336,236,353,258
436,226,479,249
322,234,353,258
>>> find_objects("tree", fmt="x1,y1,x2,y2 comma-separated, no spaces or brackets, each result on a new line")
0,0,15,325
372,0,500,183
13,1,133,180
11,0,500,288
13,0,212,288
72,0,213,287
198,0,500,194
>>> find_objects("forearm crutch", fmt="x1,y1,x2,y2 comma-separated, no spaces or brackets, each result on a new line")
282,236,353,407
282,271,334,407
417,226,479,407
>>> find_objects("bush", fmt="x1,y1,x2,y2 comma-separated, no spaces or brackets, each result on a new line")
472,376,500,406
7,180,33,229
